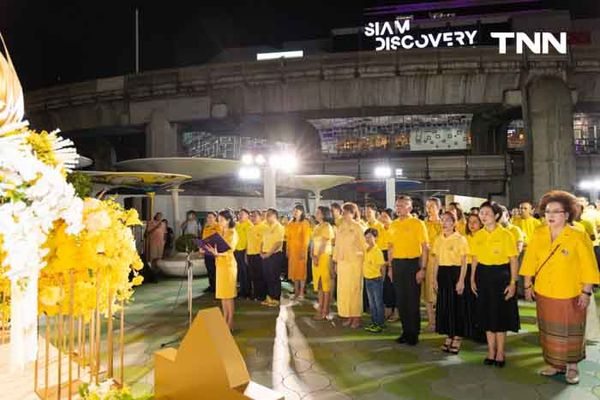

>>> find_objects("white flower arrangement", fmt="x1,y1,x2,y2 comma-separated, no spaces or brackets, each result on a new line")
0,31,84,369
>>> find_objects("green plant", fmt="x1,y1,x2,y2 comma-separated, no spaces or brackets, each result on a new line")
67,171,93,198
175,234,199,253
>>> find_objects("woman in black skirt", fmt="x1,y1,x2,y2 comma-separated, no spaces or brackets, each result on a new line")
471,201,520,367
432,212,470,353
465,213,486,343
379,208,398,321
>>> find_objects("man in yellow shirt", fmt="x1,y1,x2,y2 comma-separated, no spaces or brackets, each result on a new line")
514,202,541,245
235,209,253,299
363,228,386,333
246,210,268,301
365,203,387,249
388,195,429,345
261,208,286,307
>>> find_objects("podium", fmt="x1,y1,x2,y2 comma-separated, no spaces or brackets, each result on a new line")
154,308,283,400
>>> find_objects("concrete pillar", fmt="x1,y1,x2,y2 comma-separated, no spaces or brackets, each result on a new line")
385,178,396,209
145,109,178,158
524,76,576,202
168,186,184,237
313,190,321,212
264,166,277,209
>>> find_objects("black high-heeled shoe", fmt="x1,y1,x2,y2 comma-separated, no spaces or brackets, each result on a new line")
484,358,495,365
494,360,506,368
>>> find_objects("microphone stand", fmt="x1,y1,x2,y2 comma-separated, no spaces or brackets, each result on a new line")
160,245,194,348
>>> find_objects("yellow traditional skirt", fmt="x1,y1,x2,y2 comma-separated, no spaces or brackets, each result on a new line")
336,257,363,318
312,254,331,292
216,254,237,300
288,248,308,281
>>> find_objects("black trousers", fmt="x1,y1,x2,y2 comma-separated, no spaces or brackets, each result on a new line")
392,258,421,343
263,252,283,300
235,250,250,298
248,254,266,300
204,255,216,291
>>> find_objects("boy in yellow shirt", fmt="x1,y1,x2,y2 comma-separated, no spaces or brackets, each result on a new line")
364,228,387,333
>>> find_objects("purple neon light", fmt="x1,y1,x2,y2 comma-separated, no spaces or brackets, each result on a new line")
365,0,540,15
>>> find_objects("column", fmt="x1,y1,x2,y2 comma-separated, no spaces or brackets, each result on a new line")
263,166,277,209
168,186,184,237
145,109,178,158
147,192,155,221
313,189,321,212
524,76,576,202
385,177,396,209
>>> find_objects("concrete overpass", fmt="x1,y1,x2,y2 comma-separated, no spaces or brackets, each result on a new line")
24,46,600,203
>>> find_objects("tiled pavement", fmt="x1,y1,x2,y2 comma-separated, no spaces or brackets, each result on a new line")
123,278,600,399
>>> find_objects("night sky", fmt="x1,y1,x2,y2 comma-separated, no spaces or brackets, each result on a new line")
1,0,599,90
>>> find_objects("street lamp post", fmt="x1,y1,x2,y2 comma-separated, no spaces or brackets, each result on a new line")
579,179,600,203
375,165,395,209
239,151,298,209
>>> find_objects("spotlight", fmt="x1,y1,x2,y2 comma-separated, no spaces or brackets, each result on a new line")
238,166,261,181
255,154,266,165
374,166,392,179
241,153,254,165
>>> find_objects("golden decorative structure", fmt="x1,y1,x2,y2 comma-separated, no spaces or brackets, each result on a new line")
33,269,126,399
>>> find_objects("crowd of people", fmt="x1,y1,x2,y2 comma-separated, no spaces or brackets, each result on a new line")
145,190,600,385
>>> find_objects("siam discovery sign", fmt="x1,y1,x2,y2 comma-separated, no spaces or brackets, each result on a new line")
364,19,478,51
364,19,567,54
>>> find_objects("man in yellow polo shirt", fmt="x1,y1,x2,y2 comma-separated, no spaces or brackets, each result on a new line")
388,195,429,346
246,210,268,301
235,209,253,299
261,208,286,307
514,202,541,245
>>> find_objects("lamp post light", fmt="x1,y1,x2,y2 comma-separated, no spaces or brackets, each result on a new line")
579,179,600,203
239,151,298,208
374,165,395,209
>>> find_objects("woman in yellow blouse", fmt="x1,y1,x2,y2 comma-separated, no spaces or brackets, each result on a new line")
312,206,335,320
287,205,311,300
432,212,470,354
201,212,223,294
464,212,485,342
204,209,239,331
448,202,467,235
333,202,367,328
424,197,443,332
520,191,600,384
471,201,520,367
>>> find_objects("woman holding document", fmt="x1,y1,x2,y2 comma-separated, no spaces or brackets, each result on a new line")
204,209,239,331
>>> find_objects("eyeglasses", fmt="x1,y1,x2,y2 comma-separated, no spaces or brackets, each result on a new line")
544,210,566,215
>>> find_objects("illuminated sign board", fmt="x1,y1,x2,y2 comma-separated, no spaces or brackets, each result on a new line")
364,19,567,54
364,19,477,51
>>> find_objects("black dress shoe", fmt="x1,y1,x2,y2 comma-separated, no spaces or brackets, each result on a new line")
395,336,407,344
484,358,495,365
407,339,419,346
494,360,506,368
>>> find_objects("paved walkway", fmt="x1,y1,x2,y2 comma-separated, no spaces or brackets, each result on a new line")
124,279,600,399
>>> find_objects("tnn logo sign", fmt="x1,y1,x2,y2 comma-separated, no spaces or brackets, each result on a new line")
490,32,567,54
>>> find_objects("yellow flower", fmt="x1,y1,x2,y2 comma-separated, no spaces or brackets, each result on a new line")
131,275,143,286
39,286,62,307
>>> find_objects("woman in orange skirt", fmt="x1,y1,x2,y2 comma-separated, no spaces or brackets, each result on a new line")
521,191,599,384
287,204,311,300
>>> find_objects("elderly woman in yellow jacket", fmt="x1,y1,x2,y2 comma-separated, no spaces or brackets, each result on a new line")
333,202,367,329
520,191,600,384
